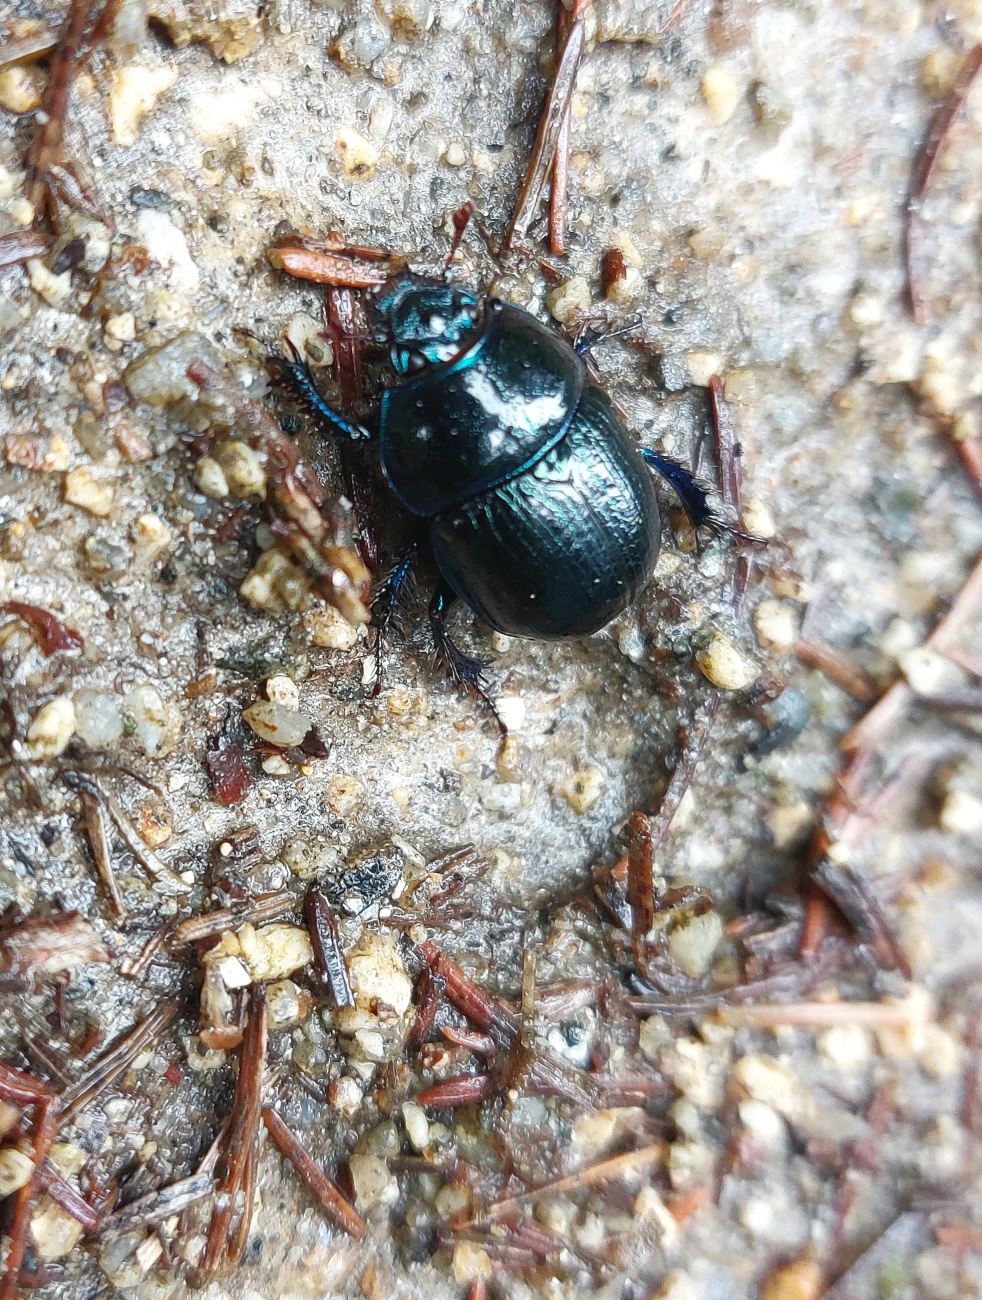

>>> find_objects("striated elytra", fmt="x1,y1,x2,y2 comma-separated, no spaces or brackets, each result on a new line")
376,279,661,639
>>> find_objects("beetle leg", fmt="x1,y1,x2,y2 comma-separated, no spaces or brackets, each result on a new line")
643,449,766,546
267,349,373,444
370,534,422,695
429,583,506,735
642,448,717,527
572,314,642,356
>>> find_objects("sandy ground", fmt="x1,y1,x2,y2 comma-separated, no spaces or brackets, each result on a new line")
1,0,982,1296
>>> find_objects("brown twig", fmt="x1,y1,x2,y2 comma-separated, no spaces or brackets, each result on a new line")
505,7,586,249
951,433,982,508
23,0,109,224
61,772,189,895
473,1143,665,1223
267,246,389,288
61,1000,179,1126
843,549,982,752
905,44,982,325
441,1025,497,1057
102,1171,214,1234
202,986,267,1272
626,811,654,973
417,942,519,1044
719,995,927,1029
79,791,126,921
0,1096,58,1300
547,2,588,255
171,892,295,947
811,860,913,978
794,636,877,703
36,1159,102,1233
0,231,52,269
261,1106,366,1238
659,0,697,31
646,698,720,847
406,965,445,1057
709,374,753,611
416,1074,494,1107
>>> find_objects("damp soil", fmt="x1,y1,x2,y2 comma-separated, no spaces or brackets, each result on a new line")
1,0,982,1297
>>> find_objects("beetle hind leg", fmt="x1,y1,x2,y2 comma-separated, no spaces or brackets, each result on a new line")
642,448,762,544
429,583,506,735
370,535,422,696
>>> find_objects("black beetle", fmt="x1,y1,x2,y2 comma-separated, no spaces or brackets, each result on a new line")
274,274,732,727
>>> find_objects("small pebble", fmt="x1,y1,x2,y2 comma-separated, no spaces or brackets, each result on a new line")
74,689,124,747
27,259,71,307
349,1153,398,1210
695,632,757,690
335,125,379,178
402,1102,429,1151
265,675,300,711
64,466,116,517
105,312,136,344
0,1148,34,1197
452,1241,492,1284
701,65,741,124
131,513,172,562
653,1269,699,1300
940,789,982,835
686,350,722,387
760,1259,825,1300
266,979,306,1027
0,65,45,114
306,602,359,650
242,699,312,747
216,440,266,497
817,1024,871,1071
329,1075,363,1116
194,456,229,499
26,697,76,759
238,922,313,982
669,910,723,978
558,766,605,814
127,683,181,756
109,62,178,147
754,598,797,651
546,276,591,326
742,497,775,538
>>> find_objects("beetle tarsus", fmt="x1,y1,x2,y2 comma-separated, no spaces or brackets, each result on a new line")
429,584,506,735
573,314,642,355
370,537,421,695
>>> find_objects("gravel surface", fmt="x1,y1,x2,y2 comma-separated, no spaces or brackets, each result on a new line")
1,0,982,1296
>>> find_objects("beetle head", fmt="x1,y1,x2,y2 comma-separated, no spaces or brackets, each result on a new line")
369,276,481,374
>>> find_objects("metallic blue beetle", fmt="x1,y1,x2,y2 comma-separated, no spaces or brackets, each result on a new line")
277,274,722,726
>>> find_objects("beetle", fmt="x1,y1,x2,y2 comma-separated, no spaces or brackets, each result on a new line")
272,272,739,729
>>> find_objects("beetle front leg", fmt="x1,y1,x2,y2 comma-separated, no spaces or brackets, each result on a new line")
267,348,374,445
429,583,505,735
